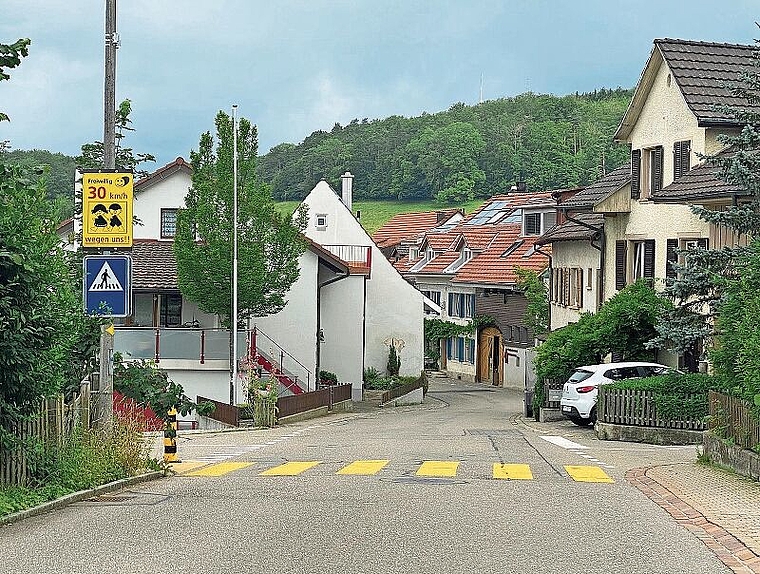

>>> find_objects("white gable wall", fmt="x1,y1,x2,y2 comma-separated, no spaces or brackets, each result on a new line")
320,274,365,399
252,249,320,390
133,171,192,240
301,181,425,379
629,58,702,176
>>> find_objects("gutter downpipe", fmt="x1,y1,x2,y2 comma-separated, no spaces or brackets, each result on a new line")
532,245,553,333
563,210,605,311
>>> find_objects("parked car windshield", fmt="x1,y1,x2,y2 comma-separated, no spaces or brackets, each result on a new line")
568,369,593,383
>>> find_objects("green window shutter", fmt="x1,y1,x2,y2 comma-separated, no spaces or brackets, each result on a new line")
631,149,641,199
615,240,627,290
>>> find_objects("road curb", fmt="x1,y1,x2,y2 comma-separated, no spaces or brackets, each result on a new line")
0,470,164,528
627,466,760,573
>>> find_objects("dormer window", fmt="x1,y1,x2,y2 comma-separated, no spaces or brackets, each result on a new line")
444,247,473,273
409,247,419,260
522,211,555,236
524,213,541,235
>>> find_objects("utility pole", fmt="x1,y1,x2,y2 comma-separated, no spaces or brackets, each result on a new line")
104,0,118,169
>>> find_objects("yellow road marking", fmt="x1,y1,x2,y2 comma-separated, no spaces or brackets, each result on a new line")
260,461,321,476
416,461,459,477
493,463,533,480
186,462,254,477
169,461,210,474
564,465,614,483
337,460,390,475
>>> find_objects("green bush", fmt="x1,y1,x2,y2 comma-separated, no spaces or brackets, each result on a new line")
607,373,731,421
364,375,418,391
319,370,338,384
534,281,668,383
0,417,155,518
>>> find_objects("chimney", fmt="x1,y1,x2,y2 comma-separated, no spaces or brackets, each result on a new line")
341,171,354,211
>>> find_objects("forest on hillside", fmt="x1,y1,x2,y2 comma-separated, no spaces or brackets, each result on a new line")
2,88,634,219
257,88,634,203
0,148,77,222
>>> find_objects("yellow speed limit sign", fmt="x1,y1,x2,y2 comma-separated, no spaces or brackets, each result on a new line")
82,172,133,247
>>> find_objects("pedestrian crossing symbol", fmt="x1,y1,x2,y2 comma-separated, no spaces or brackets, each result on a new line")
88,262,124,292
83,255,131,317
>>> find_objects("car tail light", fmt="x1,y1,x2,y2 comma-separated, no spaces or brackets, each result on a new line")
576,385,596,393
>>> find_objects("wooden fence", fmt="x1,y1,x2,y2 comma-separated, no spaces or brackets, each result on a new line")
708,391,760,449
197,396,240,427
199,384,353,426
598,387,706,430
1,383,92,487
381,378,424,404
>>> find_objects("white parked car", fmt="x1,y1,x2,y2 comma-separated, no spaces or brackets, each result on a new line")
560,361,672,426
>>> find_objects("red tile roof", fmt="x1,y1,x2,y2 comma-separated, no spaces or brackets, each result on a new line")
452,231,550,285
135,157,191,191
401,191,556,286
372,209,463,248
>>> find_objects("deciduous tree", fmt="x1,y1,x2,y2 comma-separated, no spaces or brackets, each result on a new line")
174,111,307,323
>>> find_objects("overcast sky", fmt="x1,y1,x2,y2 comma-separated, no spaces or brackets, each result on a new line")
1,1,758,168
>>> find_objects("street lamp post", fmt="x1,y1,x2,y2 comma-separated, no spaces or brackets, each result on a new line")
230,104,239,405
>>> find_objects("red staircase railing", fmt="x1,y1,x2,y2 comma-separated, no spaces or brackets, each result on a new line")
248,327,309,395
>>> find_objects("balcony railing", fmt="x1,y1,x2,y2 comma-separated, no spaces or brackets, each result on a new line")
322,244,371,272
114,327,241,362
113,326,312,392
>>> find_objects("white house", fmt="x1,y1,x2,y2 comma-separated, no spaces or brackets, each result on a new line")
257,173,426,401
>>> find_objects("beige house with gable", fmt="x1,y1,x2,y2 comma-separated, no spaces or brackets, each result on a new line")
539,38,755,370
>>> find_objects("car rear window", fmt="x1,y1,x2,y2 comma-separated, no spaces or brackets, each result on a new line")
568,370,593,383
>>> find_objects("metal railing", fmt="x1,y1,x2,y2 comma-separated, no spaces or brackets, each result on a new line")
114,327,312,391
250,326,311,392
321,244,372,269
114,327,242,363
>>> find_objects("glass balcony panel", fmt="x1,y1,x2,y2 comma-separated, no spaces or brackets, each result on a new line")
114,329,156,360
159,329,201,360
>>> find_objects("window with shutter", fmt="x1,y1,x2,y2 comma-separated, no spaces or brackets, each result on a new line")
650,146,664,193
673,140,691,180
631,150,641,199
615,241,627,290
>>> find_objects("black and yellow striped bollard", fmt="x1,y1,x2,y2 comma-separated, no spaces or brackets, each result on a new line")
163,407,180,463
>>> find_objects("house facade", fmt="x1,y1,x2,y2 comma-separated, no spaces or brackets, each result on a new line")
539,39,755,370
387,191,556,389
292,174,426,399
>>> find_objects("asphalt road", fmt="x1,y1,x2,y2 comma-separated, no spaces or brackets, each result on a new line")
0,377,727,574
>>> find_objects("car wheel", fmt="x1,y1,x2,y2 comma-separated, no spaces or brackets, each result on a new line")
570,416,593,427
589,406,598,425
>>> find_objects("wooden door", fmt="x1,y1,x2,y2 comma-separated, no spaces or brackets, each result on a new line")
478,327,502,385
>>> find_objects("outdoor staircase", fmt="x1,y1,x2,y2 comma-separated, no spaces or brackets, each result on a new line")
250,352,305,395
247,326,309,396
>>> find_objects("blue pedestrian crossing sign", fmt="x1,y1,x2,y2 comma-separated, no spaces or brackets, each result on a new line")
84,255,132,317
